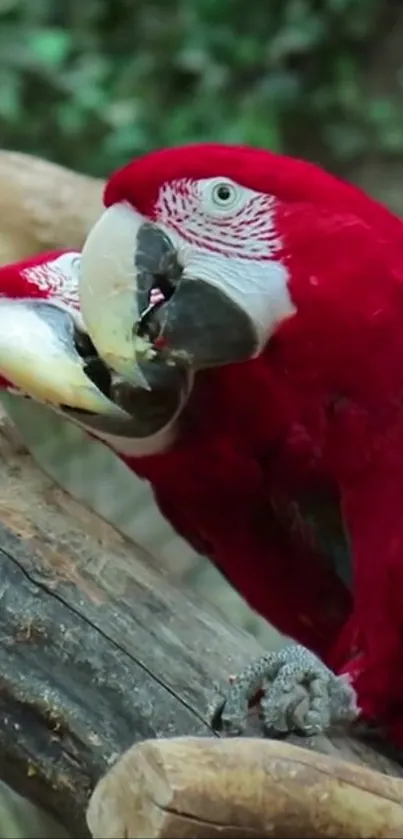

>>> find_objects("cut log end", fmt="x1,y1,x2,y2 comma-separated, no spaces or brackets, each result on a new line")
86,736,403,839
0,150,103,264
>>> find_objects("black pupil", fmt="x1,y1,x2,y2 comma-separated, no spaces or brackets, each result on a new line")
217,184,231,201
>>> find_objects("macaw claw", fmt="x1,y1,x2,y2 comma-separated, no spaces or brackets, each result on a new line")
209,644,359,737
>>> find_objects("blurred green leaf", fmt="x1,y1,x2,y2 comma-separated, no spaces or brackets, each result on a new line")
0,70,20,120
27,28,70,66
0,0,398,177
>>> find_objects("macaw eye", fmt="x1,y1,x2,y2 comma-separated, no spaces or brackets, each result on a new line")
211,181,238,208
198,176,252,217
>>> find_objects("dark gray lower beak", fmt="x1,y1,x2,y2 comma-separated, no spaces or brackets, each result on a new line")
137,277,259,369
101,360,190,437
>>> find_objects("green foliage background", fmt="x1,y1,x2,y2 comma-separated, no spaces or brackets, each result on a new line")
1,0,402,180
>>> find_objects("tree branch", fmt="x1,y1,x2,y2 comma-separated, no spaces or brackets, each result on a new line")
0,422,402,837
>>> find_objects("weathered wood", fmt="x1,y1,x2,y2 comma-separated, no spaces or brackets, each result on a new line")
87,736,403,838
0,422,403,837
0,150,103,264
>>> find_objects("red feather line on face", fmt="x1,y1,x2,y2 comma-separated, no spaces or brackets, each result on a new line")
0,250,80,303
153,176,282,261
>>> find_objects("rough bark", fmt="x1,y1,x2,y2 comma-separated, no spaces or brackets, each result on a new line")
0,421,403,838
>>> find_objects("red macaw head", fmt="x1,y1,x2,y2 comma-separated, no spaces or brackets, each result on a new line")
0,250,190,447
78,143,403,383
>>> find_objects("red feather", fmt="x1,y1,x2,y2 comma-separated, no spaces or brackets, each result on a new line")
107,144,403,745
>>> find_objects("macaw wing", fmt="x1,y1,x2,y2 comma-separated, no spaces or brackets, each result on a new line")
270,488,351,591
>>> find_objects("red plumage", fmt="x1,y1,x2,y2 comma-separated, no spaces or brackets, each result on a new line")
3,145,403,745
105,144,403,744
0,250,73,300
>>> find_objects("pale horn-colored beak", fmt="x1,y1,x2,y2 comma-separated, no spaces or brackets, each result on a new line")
79,201,263,375
0,297,129,418
79,201,183,388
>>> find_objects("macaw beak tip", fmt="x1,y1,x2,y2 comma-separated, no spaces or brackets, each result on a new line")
0,296,194,440
0,298,128,418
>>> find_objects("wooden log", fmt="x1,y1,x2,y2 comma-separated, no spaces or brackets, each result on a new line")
87,736,403,838
0,151,103,264
0,421,403,837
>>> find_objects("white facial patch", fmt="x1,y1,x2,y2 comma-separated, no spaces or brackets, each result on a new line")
21,251,81,311
155,176,296,349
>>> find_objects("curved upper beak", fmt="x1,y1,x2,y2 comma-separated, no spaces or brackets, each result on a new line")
0,297,129,419
80,202,167,388
79,202,260,380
